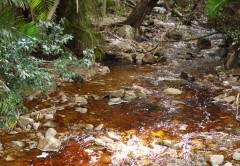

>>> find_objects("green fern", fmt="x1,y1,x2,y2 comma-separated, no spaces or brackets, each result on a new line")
206,0,228,18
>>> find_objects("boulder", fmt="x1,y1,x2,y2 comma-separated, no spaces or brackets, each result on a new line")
142,54,157,64
37,136,61,152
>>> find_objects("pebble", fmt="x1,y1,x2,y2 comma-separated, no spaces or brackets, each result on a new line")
95,124,104,131
75,108,88,114
163,88,183,95
12,141,26,148
45,114,54,120
207,154,224,166
33,122,41,130
85,124,94,130
45,128,57,137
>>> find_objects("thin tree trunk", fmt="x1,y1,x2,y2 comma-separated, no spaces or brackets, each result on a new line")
103,0,107,17
46,0,60,21
122,0,158,36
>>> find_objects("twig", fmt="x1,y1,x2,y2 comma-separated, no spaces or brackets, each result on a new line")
236,93,240,121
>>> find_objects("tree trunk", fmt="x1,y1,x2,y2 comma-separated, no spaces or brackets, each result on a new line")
122,0,158,36
46,0,60,21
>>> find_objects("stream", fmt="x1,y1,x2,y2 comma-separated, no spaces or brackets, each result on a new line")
0,63,239,166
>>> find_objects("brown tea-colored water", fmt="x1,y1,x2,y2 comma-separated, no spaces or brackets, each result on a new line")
0,65,239,166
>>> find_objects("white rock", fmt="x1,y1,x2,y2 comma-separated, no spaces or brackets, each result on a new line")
37,136,61,151
33,122,41,130
107,132,120,140
45,114,54,120
163,88,183,95
233,151,240,160
95,124,104,131
208,155,224,166
223,162,232,166
12,141,26,147
75,108,88,114
45,128,57,137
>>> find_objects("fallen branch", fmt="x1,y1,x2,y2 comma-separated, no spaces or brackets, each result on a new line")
236,93,240,121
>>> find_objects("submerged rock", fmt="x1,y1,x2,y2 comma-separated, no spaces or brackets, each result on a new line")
163,88,183,95
75,107,88,114
75,96,88,105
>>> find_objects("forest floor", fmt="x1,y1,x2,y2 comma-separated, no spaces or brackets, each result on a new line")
0,6,240,166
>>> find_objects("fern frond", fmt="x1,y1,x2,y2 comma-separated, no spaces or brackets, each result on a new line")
206,0,228,18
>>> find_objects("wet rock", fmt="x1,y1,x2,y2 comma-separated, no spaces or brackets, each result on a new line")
37,152,49,158
45,114,54,120
108,98,125,105
107,132,120,141
12,141,26,148
33,122,41,130
5,154,16,162
178,124,188,131
75,96,88,105
121,53,134,63
17,117,34,129
124,90,137,102
180,72,195,82
117,25,135,39
159,140,174,148
92,94,101,100
232,69,240,77
154,49,164,57
37,136,61,152
85,124,94,130
142,54,157,64
132,85,153,96
233,151,240,160
45,128,57,137
135,53,145,61
95,124,104,131
209,47,227,58
0,142,3,151
223,162,233,166
110,89,125,98
163,88,183,95
207,154,224,166
75,107,88,114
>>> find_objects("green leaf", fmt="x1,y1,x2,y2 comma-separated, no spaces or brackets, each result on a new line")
206,0,228,18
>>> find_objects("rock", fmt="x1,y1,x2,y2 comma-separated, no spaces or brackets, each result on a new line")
75,108,88,114
45,128,57,137
99,66,110,75
33,122,41,130
92,94,101,100
17,117,34,129
178,124,188,131
37,136,61,152
42,121,58,128
163,88,183,95
123,90,137,102
108,98,126,105
117,25,135,39
232,69,240,77
154,49,164,57
5,155,16,162
75,96,88,105
121,53,134,63
132,85,153,95
0,142,3,151
223,162,233,166
159,140,174,147
180,72,195,82
107,132,120,140
110,89,125,98
85,124,94,130
12,141,26,148
233,151,240,160
223,96,236,103
142,54,157,64
209,47,227,58
207,154,224,166
95,124,104,131
45,114,54,120
135,53,145,61
196,38,211,49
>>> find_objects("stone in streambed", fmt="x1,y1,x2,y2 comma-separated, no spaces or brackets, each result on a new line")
206,154,224,166
37,136,61,152
75,107,88,114
233,151,240,160
163,88,182,95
